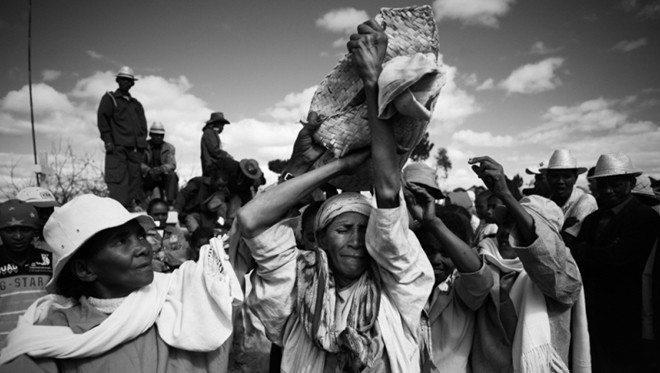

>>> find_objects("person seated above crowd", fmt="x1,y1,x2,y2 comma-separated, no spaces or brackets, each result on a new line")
141,122,179,206
0,194,242,372
175,164,229,233
236,20,434,373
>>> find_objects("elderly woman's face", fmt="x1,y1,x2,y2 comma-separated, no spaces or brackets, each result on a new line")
83,220,154,298
318,212,369,286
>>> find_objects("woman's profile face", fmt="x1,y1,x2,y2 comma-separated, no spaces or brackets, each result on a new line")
83,220,154,298
318,212,370,287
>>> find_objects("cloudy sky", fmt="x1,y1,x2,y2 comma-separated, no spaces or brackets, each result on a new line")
1,0,659,197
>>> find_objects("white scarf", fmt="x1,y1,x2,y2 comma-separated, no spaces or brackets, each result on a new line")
480,238,568,373
0,237,242,364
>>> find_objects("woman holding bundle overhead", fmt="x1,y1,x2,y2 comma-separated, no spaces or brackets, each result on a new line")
237,20,434,373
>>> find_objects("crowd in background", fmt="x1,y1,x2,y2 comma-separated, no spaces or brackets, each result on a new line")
1,18,659,373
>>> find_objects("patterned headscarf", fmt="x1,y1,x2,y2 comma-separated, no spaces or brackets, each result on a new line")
314,192,372,242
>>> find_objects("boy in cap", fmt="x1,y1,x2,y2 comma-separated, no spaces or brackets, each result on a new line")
572,153,660,373
97,66,148,210
0,194,242,372
16,187,60,251
0,200,52,348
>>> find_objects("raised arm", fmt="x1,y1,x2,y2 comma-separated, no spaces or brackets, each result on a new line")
406,182,481,273
347,20,400,208
469,156,536,246
238,148,368,239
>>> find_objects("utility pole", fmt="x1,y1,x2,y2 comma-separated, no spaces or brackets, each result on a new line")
28,0,40,186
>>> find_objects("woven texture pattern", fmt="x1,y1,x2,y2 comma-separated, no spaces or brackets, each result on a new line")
309,5,443,191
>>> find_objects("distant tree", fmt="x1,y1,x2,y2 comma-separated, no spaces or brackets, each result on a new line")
268,159,289,174
511,173,523,189
409,131,434,162
435,147,452,179
0,141,107,204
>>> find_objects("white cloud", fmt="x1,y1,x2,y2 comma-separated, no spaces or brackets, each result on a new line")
430,56,481,133
86,50,103,59
612,38,648,52
476,78,495,91
433,0,516,27
41,69,62,82
498,57,564,94
0,71,323,189
315,8,369,34
263,86,316,124
331,37,346,49
515,97,660,174
529,41,561,55
452,129,515,147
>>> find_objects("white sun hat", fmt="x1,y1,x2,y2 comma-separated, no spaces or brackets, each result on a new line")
44,194,155,294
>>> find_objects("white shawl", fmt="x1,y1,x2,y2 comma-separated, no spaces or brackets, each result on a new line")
0,238,242,364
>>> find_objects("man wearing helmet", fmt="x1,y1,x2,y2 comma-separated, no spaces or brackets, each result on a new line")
97,66,148,210
142,122,179,206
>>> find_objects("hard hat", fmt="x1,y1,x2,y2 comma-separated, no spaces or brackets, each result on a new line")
115,66,137,80
150,122,166,135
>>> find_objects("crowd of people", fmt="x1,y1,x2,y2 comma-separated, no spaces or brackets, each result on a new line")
1,19,659,373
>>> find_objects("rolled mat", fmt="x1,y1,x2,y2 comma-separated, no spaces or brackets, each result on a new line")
308,5,445,191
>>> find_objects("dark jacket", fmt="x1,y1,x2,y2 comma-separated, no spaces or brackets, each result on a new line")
141,140,177,176
97,90,148,149
175,177,224,219
572,196,660,361
200,126,231,176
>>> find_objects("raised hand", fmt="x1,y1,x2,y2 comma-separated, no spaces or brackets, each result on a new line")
346,19,388,87
468,156,510,197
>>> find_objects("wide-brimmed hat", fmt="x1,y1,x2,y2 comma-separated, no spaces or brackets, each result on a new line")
588,152,642,179
205,112,230,125
403,163,444,199
149,122,165,135
0,199,39,229
115,66,137,81
239,159,263,180
632,176,660,202
539,149,587,174
44,194,155,294
525,161,547,175
16,187,60,208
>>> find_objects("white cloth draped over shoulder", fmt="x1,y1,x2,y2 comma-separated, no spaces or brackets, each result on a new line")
0,238,243,365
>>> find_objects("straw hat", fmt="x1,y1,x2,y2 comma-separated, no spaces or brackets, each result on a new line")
44,194,155,294
16,187,60,208
115,66,137,80
239,159,263,180
588,152,642,179
309,5,444,191
205,112,230,125
403,163,444,199
632,176,660,201
149,122,165,135
525,161,546,175
539,149,587,174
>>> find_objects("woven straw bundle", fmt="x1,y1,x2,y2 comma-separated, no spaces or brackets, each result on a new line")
308,5,444,191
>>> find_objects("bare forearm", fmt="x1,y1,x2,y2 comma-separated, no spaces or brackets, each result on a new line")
238,160,345,238
365,84,400,207
425,217,481,273
501,192,536,246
